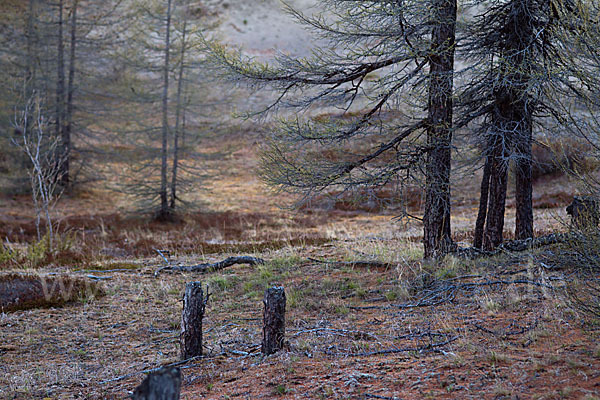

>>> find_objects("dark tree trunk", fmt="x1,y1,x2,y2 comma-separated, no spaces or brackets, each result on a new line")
479,0,535,249
61,0,78,189
25,0,36,86
133,367,181,400
180,281,205,360
170,19,187,210
423,0,457,259
55,0,66,182
474,155,491,249
483,147,509,250
158,0,173,220
261,286,286,355
515,119,533,239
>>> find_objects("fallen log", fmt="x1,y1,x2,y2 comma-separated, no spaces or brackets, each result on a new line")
155,256,264,276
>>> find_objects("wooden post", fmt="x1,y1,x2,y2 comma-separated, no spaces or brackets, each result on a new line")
261,286,286,355
180,281,205,360
132,367,181,400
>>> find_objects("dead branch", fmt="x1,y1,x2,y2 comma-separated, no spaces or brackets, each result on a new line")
350,278,554,310
455,233,568,259
308,257,394,269
154,256,265,276
471,318,538,338
325,335,459,357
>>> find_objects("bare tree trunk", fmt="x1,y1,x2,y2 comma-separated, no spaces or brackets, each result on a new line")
25,0,36,86
170,18,187,210
133,367,181,400
62,0,78,189
481,0,535,249
483,134,509,250
261,286,286,355
514,112,533,240
55,0,66,183
158,0,173,220
474,155,491,249
180,281,205,360
423,0,457,259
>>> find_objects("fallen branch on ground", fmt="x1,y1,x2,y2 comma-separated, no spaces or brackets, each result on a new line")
100,356,203,384
154,256,265,276
350,278,555,310
308,257,394,269
455,233,568,259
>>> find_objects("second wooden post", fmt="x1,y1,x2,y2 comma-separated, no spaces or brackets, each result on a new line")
180,281,205,360
261,286,286,355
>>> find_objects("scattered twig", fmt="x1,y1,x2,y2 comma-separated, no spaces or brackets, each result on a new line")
100,356,203,384
365,394,403,400
154,256,265,276
471,318,538,338
83,269,141,273
349,336,459,357
292,327,383,342
86,274,112,281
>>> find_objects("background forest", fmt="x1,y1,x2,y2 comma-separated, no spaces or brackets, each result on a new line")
1,0,600,399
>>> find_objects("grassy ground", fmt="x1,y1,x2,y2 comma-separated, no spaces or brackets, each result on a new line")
1,130,599,399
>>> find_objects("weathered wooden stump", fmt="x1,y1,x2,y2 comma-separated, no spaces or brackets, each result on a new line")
132,367,181,400
180,281,206,360
261,286,286,355
566,196,600,229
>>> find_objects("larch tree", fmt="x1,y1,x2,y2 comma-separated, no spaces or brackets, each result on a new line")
0,0,126,191
117,0,211,220
459,0,591,249
209,0,458,258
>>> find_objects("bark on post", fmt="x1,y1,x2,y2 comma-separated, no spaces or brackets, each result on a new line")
180,281,205,360
261,286,286,355
133,367,181,400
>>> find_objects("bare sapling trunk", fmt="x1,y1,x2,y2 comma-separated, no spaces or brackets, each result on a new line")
133,367,181,400
180,281,206,360
261,286,286,355
12,93,64,247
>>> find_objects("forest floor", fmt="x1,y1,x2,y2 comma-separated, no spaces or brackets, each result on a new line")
1,0,599,399
1,128,600,400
